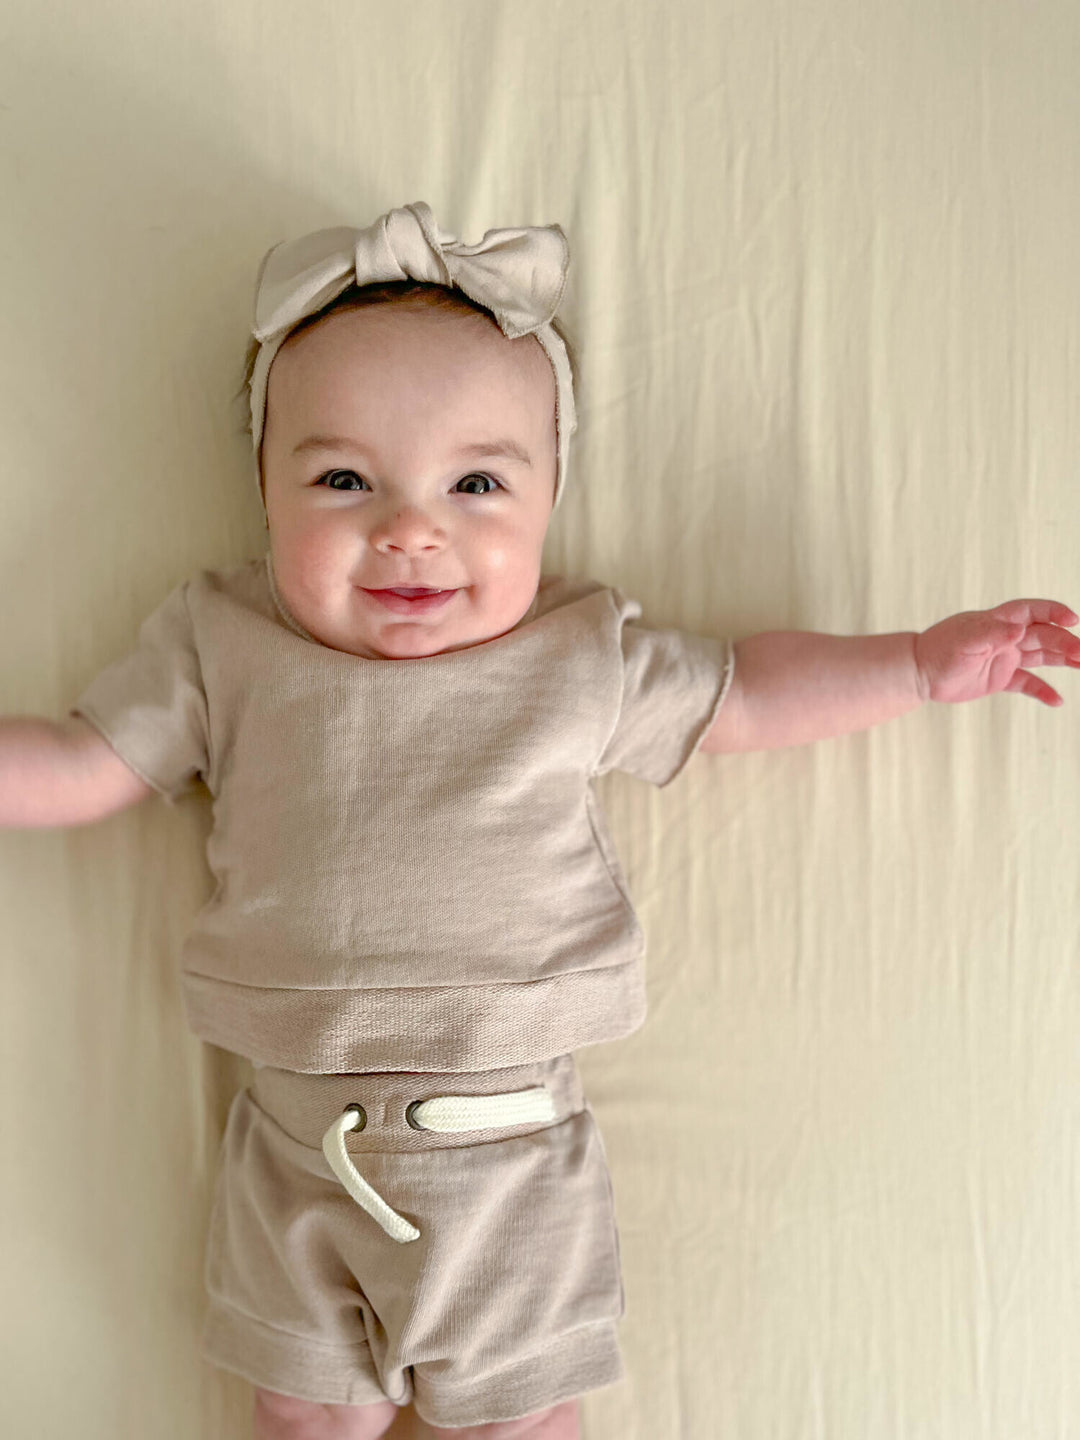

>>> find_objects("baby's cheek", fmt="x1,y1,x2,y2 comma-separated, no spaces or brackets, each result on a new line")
474,517,543,574
291,522,352,584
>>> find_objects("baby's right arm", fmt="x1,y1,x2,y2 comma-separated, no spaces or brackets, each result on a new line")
0,715,155,828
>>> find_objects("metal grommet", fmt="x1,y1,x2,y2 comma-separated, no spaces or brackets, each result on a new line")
343,1103,366,1132
405,1099,427,1131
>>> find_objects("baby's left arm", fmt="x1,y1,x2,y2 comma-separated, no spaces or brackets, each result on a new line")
700,599,1080,754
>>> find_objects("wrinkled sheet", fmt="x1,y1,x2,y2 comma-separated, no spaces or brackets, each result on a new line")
2,1,1078,1436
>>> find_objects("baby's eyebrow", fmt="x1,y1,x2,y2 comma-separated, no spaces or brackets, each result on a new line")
457,440,533,468
291,435,533,467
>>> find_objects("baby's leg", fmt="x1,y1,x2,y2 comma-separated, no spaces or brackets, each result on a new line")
252,1391,578,1439
253,1386,399,1439
418,1399,580,1438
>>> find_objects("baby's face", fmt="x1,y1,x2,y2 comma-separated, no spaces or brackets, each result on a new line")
261,303,558,660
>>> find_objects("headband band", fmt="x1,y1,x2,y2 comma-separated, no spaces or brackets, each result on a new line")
247,201,576,518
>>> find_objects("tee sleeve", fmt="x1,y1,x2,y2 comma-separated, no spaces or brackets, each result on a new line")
593,587,736,788
68,580,211,805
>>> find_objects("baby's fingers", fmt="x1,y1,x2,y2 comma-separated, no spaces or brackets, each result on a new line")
1006,670,1064,706
1008,621,1080,665
991,598,1079,627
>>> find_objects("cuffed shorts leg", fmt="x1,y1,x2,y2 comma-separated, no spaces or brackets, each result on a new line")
199,1054,626,1427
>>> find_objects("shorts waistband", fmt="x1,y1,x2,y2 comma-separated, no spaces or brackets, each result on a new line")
249,1053,585,1154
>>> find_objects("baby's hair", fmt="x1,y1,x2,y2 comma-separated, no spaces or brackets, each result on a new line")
233,279,578,445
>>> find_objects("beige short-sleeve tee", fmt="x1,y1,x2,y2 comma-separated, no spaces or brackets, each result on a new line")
71,554,735,1073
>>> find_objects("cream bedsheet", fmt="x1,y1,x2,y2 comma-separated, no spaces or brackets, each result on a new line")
2,1,1078,1436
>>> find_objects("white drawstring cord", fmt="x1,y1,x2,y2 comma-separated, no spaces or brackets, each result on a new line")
322,1109,421,1243
321,1086,557,1244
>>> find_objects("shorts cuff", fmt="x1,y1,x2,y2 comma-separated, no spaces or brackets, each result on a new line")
412,1319,626,1429
199,1297,394,1407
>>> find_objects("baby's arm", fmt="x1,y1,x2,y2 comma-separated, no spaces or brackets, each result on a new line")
0,715,155,827
702,599,1080,754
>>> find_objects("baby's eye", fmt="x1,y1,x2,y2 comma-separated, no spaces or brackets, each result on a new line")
455,473,501,495
317,469,368,491
314,470,501,495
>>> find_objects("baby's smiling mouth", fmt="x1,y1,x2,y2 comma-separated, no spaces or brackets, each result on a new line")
381,587,447,597
359,585,461,610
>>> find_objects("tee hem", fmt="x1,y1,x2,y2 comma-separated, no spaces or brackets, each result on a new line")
181,959,649,1073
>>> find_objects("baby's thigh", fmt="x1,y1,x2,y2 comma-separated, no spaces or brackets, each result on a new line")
253,1386,398,1439
419,1398,580,1438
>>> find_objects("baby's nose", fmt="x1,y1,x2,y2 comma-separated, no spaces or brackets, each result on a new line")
370,506,445,552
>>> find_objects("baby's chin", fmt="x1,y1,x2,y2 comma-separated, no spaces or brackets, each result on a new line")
299,611,502,661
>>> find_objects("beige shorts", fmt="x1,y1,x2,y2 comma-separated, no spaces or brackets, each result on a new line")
199,1053,626,1428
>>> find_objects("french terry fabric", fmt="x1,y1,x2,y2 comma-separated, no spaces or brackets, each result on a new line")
70,553,735,1074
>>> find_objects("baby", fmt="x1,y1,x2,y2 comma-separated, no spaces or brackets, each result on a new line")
3,201,1079,1440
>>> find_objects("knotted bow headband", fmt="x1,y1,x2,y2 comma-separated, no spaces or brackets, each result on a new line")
247,201,577,519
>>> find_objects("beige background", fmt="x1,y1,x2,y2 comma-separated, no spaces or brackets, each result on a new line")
2,1,1078,1436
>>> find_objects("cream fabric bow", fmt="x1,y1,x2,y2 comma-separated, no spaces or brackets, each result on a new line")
247,201,576,517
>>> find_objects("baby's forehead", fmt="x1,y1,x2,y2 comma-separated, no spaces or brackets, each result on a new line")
272,303,555,406
290,299,515,353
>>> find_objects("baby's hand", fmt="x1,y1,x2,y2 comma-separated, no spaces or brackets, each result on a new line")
914,600,1080,706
